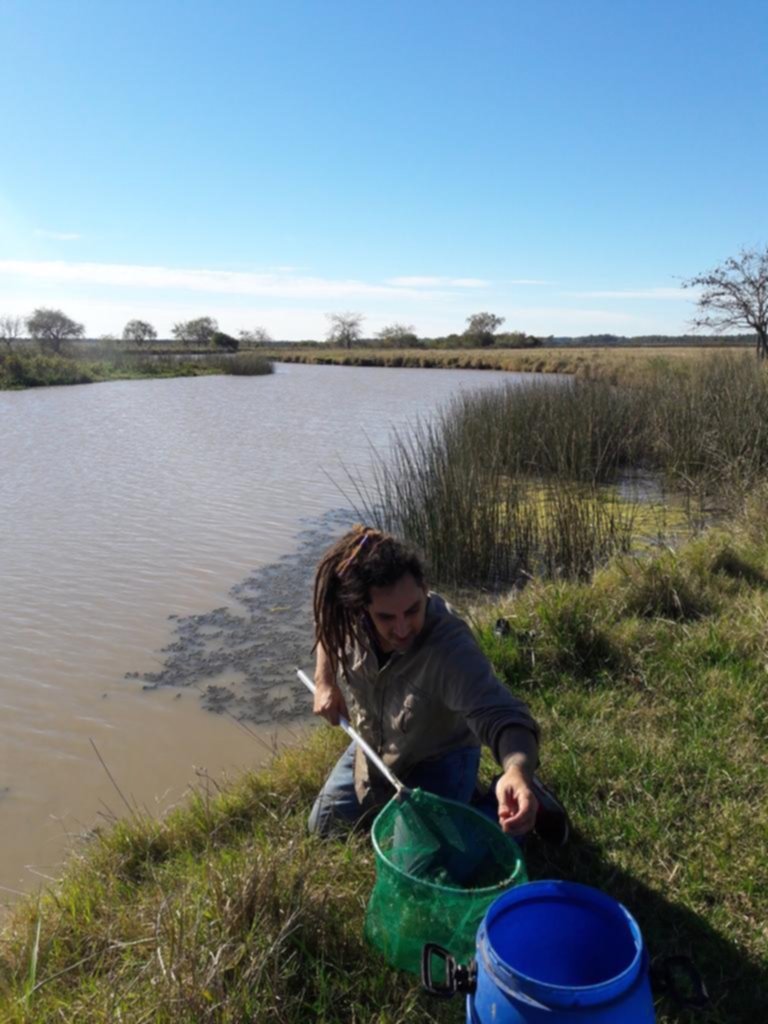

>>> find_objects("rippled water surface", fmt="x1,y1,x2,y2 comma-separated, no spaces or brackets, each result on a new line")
1,362,538,904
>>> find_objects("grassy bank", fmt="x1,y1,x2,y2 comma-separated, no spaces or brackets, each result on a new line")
0,351,273,389
262,344,749,385
2,347,765,1022
1,512,766,1022
359,355,768,588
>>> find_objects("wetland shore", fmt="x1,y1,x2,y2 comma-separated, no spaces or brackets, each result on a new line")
2,352,766,1022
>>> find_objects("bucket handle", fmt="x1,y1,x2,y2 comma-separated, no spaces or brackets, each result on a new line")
421,943,476,998
652,955,709,1010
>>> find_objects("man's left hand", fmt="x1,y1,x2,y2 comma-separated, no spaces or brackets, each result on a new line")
496,765,538,836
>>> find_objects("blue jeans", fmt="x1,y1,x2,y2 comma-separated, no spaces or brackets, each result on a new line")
308,741,481,838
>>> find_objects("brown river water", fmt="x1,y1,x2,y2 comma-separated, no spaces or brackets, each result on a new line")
0,361,542,912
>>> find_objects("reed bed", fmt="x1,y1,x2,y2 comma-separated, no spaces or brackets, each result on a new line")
361,417,637,588
265,344,750,385
0,350,273,389
0,352,96,388
203,352,274,375
356,355,768,588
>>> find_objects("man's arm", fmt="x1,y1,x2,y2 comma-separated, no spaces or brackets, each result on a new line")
495,725,539,835
429,606,541,834
313,643,349,726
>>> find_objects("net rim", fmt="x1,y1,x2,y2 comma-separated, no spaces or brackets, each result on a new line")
369,789,527,897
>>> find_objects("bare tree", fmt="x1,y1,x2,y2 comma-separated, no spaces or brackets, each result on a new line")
684,247,768,359
239,326,272,344
376,322,419,347
0,315,24,352
326,312,365,349
122,319,158,346
26,308,85,354
172,316,218,347
464,312,505,347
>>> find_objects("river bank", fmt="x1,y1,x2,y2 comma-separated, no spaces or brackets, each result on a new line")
1,513,766,1022
261,344,750,385
1,344,752,391
0,350,272,389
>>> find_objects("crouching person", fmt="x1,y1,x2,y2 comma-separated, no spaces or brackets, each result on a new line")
307,526,568,844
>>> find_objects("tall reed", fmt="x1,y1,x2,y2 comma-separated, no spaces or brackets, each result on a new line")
0,351,95,388
360,411,636,588
204,352,274,375
643,355,768,497
358,355,768,588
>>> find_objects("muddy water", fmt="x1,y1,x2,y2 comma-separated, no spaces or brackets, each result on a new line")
0,362,532,906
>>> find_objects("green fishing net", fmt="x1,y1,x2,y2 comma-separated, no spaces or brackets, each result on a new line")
364,788,528,974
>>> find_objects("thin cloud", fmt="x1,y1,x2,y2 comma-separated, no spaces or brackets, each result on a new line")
565,287,687,300
505,306,637,325
0,260,457,300
33,229,81,241
386,276,489,288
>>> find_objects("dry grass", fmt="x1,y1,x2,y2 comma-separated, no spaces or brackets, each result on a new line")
262,345,751,385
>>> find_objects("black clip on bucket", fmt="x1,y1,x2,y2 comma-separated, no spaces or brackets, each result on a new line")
421,943,476,999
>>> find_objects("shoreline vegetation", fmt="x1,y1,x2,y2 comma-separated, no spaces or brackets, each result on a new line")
262,343,752,385
0,349,273,390
356,354,768,588
2,349,767,1021
0,337,755,392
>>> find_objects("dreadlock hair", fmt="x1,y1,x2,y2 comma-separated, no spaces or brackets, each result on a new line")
313,525,426,681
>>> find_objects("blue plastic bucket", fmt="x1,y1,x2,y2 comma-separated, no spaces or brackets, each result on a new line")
467,880,655,1023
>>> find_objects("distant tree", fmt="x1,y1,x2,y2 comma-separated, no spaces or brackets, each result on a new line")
426,333,465,349
0,315,24,352
684,247,768,359
239,326,272,344
211,331,240,352
122,319,158,346
375,322,419,348
26,307,85,354
326,311,365,349
172,316,218,347
494,330,542,348
464,312,505,347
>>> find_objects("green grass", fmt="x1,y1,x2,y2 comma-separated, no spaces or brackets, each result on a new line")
1,515,767,1022
0,350,273,389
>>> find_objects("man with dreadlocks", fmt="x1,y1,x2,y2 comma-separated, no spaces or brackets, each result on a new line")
308,525,568,843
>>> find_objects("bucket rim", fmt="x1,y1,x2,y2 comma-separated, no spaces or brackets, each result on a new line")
477,880,645,1004
370,791,527,897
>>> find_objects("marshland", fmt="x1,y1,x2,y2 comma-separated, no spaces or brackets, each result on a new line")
1,351,766,1022
0,346,273,389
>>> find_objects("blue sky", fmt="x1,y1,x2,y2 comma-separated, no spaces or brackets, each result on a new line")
2,0,767,340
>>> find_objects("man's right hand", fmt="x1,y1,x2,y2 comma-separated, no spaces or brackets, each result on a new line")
313,678,349,726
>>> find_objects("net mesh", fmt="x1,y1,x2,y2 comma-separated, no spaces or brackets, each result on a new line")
364,788,527,974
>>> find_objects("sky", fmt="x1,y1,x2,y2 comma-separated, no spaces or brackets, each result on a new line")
1,0,767,340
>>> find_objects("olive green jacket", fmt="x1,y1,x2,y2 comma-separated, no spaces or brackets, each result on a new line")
339,593,540,804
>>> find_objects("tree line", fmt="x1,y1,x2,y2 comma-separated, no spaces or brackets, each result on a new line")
321,311,541,349
3,245,768,355
0,310,275,355
0,308,540,353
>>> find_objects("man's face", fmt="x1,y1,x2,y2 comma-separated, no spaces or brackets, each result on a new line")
366,572,428,653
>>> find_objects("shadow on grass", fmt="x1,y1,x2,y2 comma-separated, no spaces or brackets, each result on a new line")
522,833,766,1024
